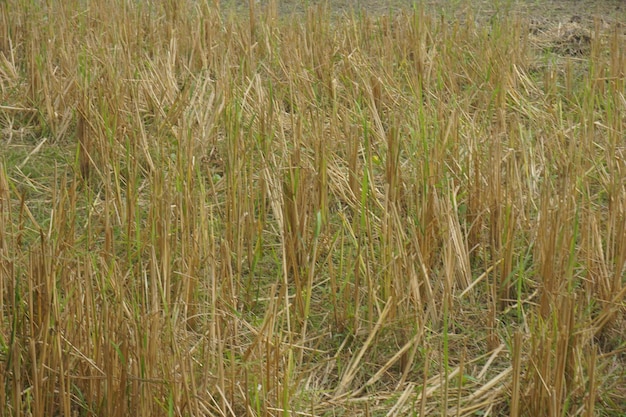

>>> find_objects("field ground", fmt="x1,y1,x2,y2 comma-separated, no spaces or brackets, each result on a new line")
220,0,626,23
1,0,625,416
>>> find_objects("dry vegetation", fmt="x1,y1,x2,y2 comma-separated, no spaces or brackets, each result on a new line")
1,0,625,416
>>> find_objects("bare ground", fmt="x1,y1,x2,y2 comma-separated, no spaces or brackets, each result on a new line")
219,0,626,60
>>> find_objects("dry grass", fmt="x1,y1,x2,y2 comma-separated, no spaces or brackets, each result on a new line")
0,0,625,416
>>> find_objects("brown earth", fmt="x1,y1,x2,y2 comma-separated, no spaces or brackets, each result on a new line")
219,0,626,24
220,0,626,58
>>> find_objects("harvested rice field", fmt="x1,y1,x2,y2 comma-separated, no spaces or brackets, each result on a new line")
0,1,625,416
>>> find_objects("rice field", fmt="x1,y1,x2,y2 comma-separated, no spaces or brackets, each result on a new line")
0,1,625,416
